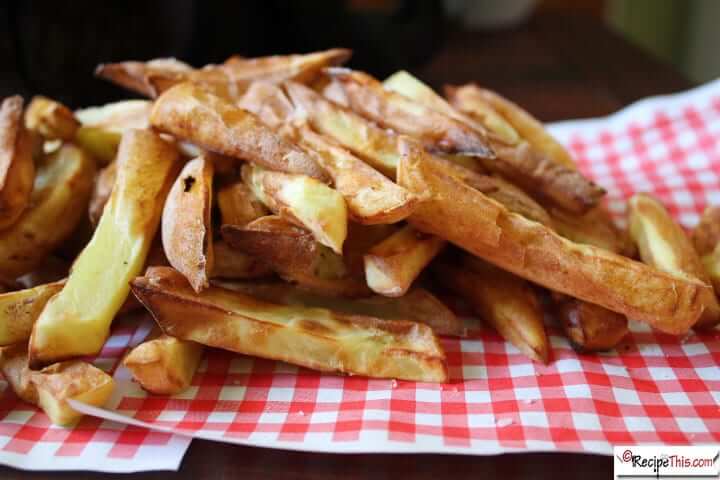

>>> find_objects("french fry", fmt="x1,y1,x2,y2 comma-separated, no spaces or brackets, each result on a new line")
24,96,79,141
397,141,708,334
221,216,368,297
297,126,419,224
94,57,193,98
0,344,115,426
0,144,96,277
162,156,214,292
554,295,629,352
0,96,35,230
628,193,720,328
238,81,298,130
29,130,179,368
123,331,204,395
220,281,465,337
131,267,447,382
221,49,352,85
551,206,636,256
151,82,328,181
217,181,268,227
692,205,720,256
364,225,445,297
435,261,549,363
343,222,397,275
0,281,64,346
284,81,404,177
210,240,273,279
702,246,720,296
327,69,493,157
446,84,575,168
89,161,116,226
242,163,347,253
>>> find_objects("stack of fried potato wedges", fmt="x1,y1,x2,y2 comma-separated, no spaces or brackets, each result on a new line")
0,49,717,425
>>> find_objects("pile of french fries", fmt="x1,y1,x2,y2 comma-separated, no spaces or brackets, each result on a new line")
0,48,717,426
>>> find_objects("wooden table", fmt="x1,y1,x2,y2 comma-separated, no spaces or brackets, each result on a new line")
0,11,692,480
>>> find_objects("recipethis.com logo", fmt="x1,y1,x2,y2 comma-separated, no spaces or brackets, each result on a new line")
614,446,719,478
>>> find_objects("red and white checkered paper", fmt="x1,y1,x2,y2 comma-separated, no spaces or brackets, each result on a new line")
0,316,192,472
4,81,720,469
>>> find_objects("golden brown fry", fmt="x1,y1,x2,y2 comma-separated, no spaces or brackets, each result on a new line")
397,141,708,334
89,161,116,226
151,82,328,181
242,163,347,253
29,130,179,368
220,281,465,337
132,267,447,382
692,205,720,256
0,96,35,230
551,206,636,256
284,81,404,177
221,49,352,85
123,332,204,395
162,156,214,292
0,344,115,426
95,58,193,97
0,281,64,346
435,261,549,363
364,225,445,297
0,144,96,277
343,222,397,275
446,84,574,168
217,181,268,227
221,216,368,297
24,96,79,141
327,68,493,157
297,126,419,224
628,193,720,329
702,245,720,296
554,295,629,352
210,240,273,279
238,81,298,130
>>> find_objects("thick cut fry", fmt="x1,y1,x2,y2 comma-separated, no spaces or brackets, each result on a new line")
89,161,116,226
0,144,95,277
243,164,347,253
238,81,298,130
132,267,447,382
217,181,267,227
0,281,64,346
327,69,493,158
29,130,179,368
284,81,403,177
211,240,273,279
702,246,720,295
0,96,35,230
446,84,575,168
364,225,445,297
554,295,629,352
435,261,549,363
343,222,397,275
123,333,204,395
551,206,636,256
221,216,368,297
297,127,419,224
692,205,720,256
150,82,327,180
162,156,214,292
397,143,708,334
628,193,720,328
0,345,115,426
24,96,79,141
220,281,464,337
96,50,351,99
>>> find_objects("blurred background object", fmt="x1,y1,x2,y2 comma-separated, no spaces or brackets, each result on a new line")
1,0,719,109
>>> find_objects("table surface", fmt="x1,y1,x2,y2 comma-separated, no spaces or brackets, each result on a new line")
0,11,693,480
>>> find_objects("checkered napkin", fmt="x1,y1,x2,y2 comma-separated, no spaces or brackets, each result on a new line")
0,315,192,472
4,80,720,468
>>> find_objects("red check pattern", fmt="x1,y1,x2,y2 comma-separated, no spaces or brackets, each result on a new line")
3,81,720,464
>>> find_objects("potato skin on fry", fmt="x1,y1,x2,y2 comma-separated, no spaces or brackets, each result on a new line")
150,82,328,181
25,96,80,141
692,205,720,256
131,267,447,382
162,156,214,293
0,96,35,230
398,143,708,335
217,181,268,227
89,161,116,227
628,193,720,329
555,296,629,352
0,281,64,346
551,206,636,257
0,144,96,277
